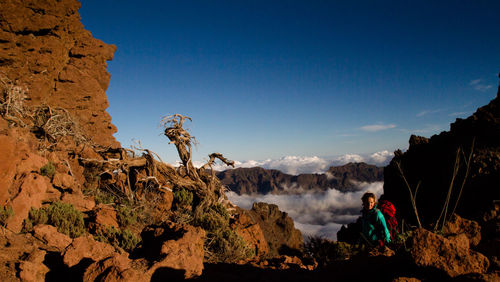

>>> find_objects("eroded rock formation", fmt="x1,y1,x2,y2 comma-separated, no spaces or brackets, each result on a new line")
0,0,118,148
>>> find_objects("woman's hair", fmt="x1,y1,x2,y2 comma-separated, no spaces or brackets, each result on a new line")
361,192,377,202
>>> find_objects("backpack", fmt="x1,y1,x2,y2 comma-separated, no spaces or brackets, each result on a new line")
378,199,399,240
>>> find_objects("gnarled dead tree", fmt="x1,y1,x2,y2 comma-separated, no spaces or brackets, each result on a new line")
160,114,234,217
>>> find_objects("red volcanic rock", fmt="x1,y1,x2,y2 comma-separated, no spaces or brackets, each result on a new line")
0,0,119,148
61,191,95,212
84,253,143,282
91,204,119,229
18,249,50,282
33,224,72,251
410,228,489,277
52,172,76,190
139,222,205,279
7,173,52,232
392,278,421,282
63,235,115,268
246,202,303,257
231,210,270,257
443,214,482,247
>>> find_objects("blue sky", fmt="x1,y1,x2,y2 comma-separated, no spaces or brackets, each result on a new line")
79,0,499,166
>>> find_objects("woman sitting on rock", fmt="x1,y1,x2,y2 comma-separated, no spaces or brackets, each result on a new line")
360,192,391,247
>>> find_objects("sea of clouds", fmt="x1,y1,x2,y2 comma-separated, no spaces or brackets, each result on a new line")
194,150,394,175
193,150,393,240
227,181,384,241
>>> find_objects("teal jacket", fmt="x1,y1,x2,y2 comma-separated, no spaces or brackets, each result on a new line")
360,205,391,244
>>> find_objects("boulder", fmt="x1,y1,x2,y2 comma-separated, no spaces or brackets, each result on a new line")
63,235,115,268
83,253,143,282
61,191,95,212
33,224,72,251
90,204,119,229
139,221,205,279
410,228,489,277
52,173,76,190
18,249,50,282
443,214,482,246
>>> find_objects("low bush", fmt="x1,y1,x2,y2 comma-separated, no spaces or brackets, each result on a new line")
94,226,141,253
193,204,254,263
206,228,255,263
40,162,56,178
305,236,361,267
0,206,14,226
116,205,138,227
94,188,116,205
23,202,85,238
173,188,193,209
194,203,229,232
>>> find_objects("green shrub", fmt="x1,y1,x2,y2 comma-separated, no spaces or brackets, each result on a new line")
40,162,56,178
0,206,14,226
206,228,255,262
116,205,137,227
23,202,85,238
194,204,229,232
173,188,193,209
94,226,141,253
305,236,360,267
94,189,116,205
192,204,253,263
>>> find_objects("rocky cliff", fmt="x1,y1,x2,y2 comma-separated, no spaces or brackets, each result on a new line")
384,78,500,227
217,162,383,195
0,0,118,148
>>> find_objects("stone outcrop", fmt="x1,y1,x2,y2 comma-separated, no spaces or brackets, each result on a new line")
409,228,489,277
33,224,72,251
137,221,206,279
246,202,303,257
443,214,482,247
231,209,270,257
0,0,118,147
83,253,142,282
384,82,500,226
63,235,116,268
217,162,383,195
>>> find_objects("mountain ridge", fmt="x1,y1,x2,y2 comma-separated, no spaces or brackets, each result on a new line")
217,162,384,195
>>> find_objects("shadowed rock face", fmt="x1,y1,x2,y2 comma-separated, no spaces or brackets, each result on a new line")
217,162,383,195
0,0,119,148
245,202,304,257
384,83,500,226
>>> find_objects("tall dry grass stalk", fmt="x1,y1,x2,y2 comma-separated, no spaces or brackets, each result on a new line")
434,138,474,231
450,138,475,217
396,161,422,228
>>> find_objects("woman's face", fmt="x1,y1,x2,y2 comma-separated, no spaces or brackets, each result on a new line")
363,197,375,211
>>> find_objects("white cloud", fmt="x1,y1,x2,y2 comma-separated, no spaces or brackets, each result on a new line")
333,154,364,164
368,150,393,164
416,109,443,117
360,124,396,132
194,150,394,174
469,78,493,92
469,79,482,86
448,111,468,117
474,85,493,91
227,181,384,240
